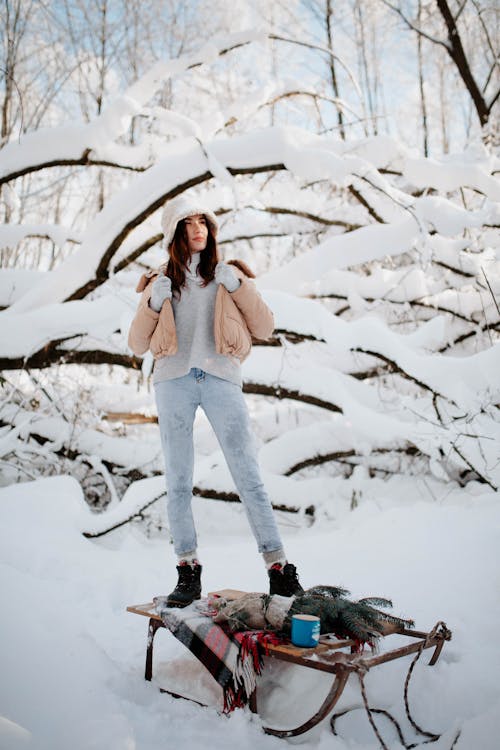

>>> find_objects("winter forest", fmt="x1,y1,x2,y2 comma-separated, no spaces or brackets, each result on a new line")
1,1,499,749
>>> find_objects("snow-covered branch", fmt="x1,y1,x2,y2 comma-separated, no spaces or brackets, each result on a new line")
0,30,497,510
0,223,81,250
0,30,266,184
3,125,495,319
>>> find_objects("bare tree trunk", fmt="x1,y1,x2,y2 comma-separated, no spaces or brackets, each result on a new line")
438,60,449,153
382,0,498,133
325,0,345,139
354,0,375,136
1,0,34,224
368,7,381,136
435,0,493,127
417,0,429,156
1,0,30,141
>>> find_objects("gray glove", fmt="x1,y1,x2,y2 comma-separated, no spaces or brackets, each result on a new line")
214,261,240,292
149,271,172,312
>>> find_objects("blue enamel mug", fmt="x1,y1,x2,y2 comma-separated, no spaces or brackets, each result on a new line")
291,614,321,647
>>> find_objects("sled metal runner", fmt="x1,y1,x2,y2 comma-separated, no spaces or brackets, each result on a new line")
126,601,451,739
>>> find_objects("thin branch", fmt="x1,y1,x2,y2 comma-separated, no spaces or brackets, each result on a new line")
243,382,342,413
269,33,364,102
471,0,500,70
433,259,474,278
220,90,364,134
454,1,468,23
348,184,385,223
112,233,162,274
311,291,491,326
439,319,500,351
0,151,147,185
482,267,500,316
262,205,361,230
452,444,497,491
487,86,500,112
285,445,419,475
82,493,164,538
352,347,458,405
379,1,450,48
219,232,310,243
0,229,81,247
81,488,302,539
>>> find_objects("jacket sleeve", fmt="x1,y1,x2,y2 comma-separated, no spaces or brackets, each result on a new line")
127,283,160,356
229,278,275,340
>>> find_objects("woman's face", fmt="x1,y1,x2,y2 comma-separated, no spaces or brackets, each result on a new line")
184,214,208,253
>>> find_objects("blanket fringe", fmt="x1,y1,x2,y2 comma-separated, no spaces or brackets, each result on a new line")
223,631,281,714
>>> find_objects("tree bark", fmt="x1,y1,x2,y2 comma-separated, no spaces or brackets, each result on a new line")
435,0,492,127
417,1,429,156
326,0,346,139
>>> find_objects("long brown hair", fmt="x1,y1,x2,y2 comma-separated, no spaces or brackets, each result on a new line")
166,216,219,299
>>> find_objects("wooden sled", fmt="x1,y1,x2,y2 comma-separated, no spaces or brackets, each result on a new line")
127,594,451,739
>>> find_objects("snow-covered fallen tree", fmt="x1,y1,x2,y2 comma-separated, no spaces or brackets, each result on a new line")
0,31,498,527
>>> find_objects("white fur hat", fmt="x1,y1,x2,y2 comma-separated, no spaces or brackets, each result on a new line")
161,194,218,248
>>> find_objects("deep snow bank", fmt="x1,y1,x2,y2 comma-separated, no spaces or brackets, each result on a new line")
0,475,499,749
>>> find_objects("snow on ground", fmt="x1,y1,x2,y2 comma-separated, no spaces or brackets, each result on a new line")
1,474,499,750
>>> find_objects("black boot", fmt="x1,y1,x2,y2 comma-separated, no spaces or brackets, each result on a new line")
268,563,304,597
166,562,202,608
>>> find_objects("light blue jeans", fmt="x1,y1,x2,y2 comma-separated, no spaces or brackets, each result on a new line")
154,367,284,557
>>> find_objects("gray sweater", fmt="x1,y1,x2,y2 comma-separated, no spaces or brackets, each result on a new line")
152,255,242,387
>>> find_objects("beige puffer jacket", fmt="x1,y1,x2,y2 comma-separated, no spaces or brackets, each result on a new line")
127,259,274,361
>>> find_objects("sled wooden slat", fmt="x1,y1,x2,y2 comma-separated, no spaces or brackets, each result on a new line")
126,602,157,618
126,600,451,739
125,602,356,669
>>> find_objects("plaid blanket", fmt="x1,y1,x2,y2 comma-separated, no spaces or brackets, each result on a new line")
154,596,280,712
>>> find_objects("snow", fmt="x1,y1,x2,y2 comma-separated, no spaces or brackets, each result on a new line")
0,224,80,251
403,156,500,202
1,25,499,750
415,196,487,236
0,269,47,307
1,475,499,749
0,402,162,474
3,123,496,317
0,296,130,358
0,30,266,180
252,299,500,411
258,218,420,290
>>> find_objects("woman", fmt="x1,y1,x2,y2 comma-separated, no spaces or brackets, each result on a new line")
128,193,303,607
